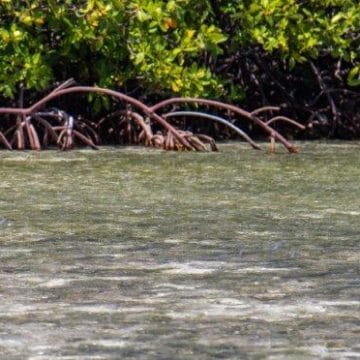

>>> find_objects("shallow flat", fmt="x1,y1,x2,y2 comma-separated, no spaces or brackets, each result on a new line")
0,142,359,359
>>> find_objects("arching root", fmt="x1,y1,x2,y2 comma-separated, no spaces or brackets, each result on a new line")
0,81,304,153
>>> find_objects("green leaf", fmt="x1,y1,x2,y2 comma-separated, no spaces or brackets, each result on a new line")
348,65,360,86
134,52,145,65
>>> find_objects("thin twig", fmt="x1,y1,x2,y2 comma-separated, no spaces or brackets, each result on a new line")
310,61,339,135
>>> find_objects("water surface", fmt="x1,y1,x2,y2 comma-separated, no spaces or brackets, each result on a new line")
0,142,359,359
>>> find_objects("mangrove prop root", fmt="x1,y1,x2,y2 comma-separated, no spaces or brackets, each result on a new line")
75,120,100,144
0,131,12,150
98,110,154,146
196,134,219,151
151,97,299,153
186,135,207,151
73,130,99,150
16,117,25,150
163,111,260,150
28,86,194,150
29,123,41,151
270,134,276,154
151,134,165,148
25,118,36,150
266,116,305,129
250,106,280,116
16,125,25,150
33,115,59,143
0,82,303,152
264,116,305,154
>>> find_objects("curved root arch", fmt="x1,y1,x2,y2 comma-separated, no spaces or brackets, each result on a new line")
33,87,195,150
0,83,302,152
163,111,261,150
0,86,194,150
151,97,299,153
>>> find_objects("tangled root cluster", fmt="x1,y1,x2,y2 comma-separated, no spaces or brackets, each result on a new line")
0,80,304,153
97,110,218,151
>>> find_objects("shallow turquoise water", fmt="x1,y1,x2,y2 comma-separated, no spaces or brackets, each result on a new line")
0,142,359,359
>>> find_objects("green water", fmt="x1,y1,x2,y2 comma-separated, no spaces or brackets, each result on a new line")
0,142,359,359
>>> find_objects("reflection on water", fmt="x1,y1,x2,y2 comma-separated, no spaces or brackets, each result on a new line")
0,142,359,359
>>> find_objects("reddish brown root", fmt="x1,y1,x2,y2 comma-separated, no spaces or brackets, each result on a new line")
33,115,58,143
73,130,99,150
150,97,300,153
186,136,207,151
15,125,25,150
29,123,41,150
75,120,100,145
196,134,219,151
270,135,276,154
0,81,303,153
0,131,12,150
151,134,165,148
266,116,306,130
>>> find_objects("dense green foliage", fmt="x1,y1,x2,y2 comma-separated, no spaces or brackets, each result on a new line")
225,1,360,63
0,0,226,98
0,0,359,136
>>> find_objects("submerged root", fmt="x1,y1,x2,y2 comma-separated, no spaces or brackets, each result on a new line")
196,134,219,151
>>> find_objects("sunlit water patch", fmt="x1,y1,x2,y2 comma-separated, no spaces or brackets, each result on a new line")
0,142,359,359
